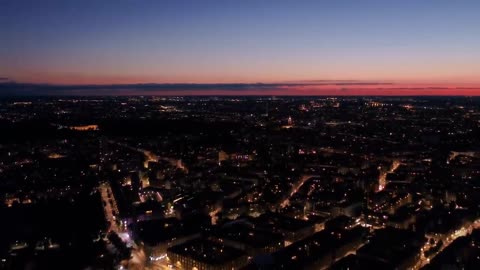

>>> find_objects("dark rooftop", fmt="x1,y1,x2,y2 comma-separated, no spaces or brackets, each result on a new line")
167,238,246,265
330,254,391,270
133,218,201,246
253,212,315,232
213,223,284,248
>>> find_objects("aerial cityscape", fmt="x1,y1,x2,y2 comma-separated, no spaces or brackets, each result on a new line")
1,1,480,270
1,96,480,269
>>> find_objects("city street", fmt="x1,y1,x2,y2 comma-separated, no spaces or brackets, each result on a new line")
413,218,480,269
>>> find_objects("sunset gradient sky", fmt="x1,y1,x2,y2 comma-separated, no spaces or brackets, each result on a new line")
1,0,480,95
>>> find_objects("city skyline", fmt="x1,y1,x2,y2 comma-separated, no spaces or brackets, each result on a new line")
3,1,480,269
2,95,480,269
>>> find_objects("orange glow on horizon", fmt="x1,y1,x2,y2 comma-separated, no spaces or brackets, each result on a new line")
3,72,480,96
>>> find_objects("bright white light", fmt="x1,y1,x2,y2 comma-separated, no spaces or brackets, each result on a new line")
150,254,167,261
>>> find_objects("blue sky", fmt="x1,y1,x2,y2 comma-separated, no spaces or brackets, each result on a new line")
1,0,480,89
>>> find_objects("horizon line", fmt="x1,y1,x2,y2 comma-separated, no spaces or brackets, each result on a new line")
1,80,480,97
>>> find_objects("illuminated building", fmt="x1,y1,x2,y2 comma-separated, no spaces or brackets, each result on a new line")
209,224,284,257
68,124,99,131
167,239,248,270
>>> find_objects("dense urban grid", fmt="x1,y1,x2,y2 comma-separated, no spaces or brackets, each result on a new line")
1,96,480,270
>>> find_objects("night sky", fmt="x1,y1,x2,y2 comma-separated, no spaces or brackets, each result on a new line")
1,0,480,95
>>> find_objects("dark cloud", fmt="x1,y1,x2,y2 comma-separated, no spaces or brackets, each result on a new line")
276,80,394,85
0,81,393,96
